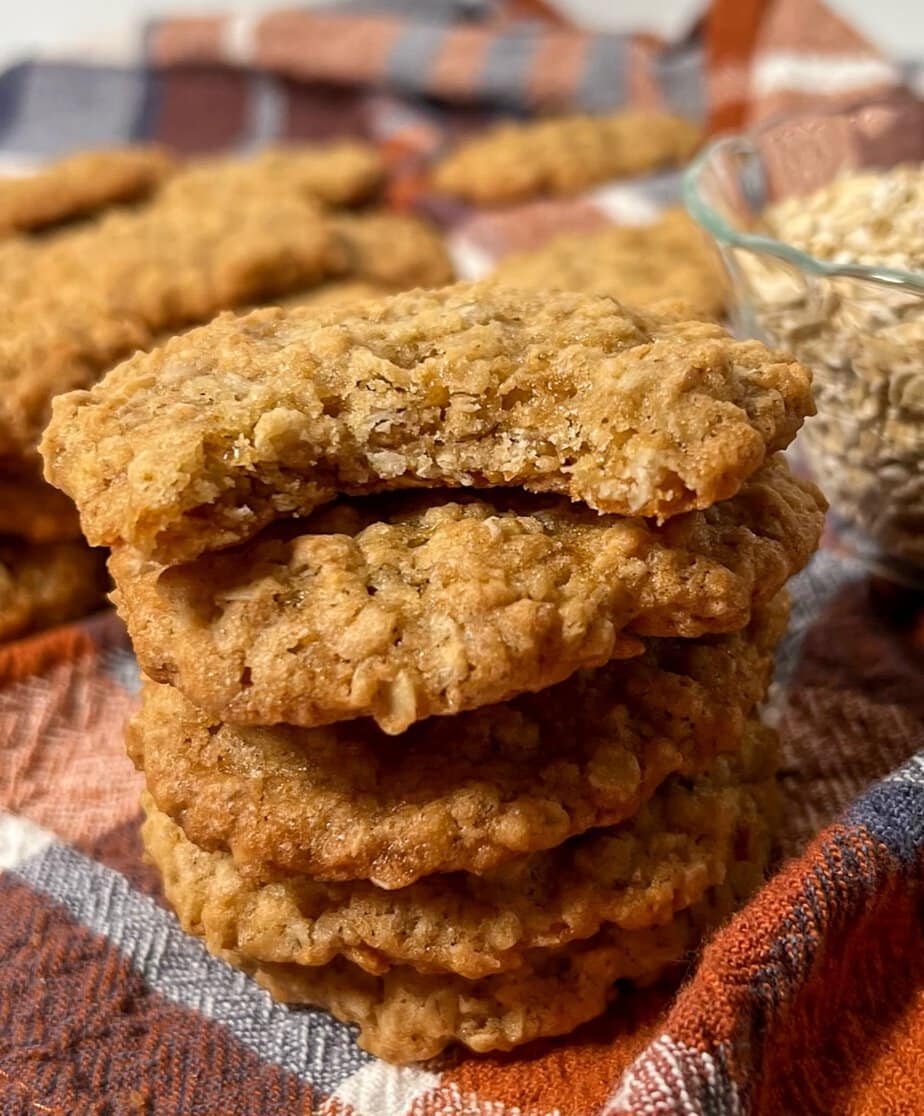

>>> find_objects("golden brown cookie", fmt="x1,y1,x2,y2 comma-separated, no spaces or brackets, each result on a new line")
43,285,815,563
141,719,778,980
490,209,727,319
0,146,175,235
111,461,821,733
128,596,787,887
0,188,343,458
432,111,701,205
331,212,455,289
265,212,454,311
160,142,384,209
0,537,109,640
247,864,769,1062
0,460,81,542
239,908,704,1062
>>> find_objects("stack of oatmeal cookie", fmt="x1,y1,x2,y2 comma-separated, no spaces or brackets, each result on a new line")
42,283,825,1062
2,142,453,640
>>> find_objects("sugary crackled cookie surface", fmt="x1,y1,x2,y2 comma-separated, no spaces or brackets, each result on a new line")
43,285,815,563
142,720,778,979
128,596,787,887
0,537,109,641
111,460,822,732
0,145,175,235
490,209,727,319
432,110,702,205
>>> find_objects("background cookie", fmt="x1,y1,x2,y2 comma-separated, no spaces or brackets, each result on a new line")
432,111,701,205
330,212,455,290
1,191,342,458
159,142,384,209
0,146,175,235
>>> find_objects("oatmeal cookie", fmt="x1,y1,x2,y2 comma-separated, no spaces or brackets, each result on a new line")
0,146,175,235
128,596,786,887
262,213,453,312
331,212,454,290
247,862,769,1062
43,285,815,562
111,461,821,732
1,190,342,458
160,142,384,209
0,537,109,640
432,111,701,205
142,719,778,980
0,460,81,542
233,913,700,1062
490,209,726,319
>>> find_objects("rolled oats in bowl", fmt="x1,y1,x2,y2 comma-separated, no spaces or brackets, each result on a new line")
685,102,924,586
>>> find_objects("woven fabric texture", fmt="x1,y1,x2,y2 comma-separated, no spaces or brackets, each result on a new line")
0,2,922,1113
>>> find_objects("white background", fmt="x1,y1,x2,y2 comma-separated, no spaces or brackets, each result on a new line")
0,0,922,64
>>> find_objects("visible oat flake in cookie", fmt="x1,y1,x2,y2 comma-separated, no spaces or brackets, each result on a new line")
142,720,779,979
43,285,815,563
248,831,772,1063
128,596,787,886
112,461,822,732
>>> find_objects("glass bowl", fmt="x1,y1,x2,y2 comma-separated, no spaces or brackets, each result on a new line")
684,100,924,588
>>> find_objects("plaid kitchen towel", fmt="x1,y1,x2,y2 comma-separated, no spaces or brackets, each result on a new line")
1,2,923,1114
0,0,914,160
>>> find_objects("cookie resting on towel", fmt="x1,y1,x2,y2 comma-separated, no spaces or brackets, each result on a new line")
128,596,786,887
248,215,453,313
42,285,815,563
432,110,702,205
246,838,771,1064
272,280,394,313
110,460,822,732
141,719,779,979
